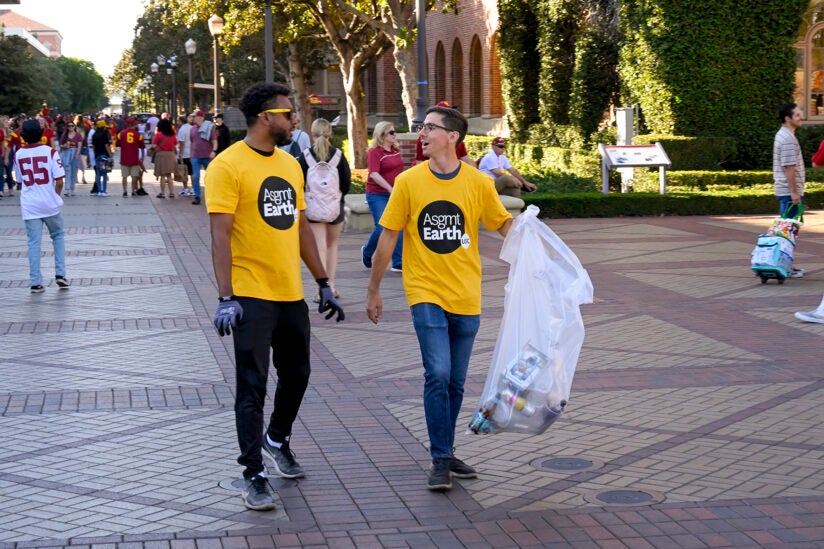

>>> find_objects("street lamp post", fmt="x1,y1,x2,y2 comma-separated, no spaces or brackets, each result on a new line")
185,38,196,113
208,14,224,115
150,63,159,113
412,0,429,130
164,56,178,116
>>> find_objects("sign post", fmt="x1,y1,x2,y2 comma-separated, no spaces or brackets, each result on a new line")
597,143,672,195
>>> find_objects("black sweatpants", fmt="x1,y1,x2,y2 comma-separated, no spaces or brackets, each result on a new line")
232,297,311,479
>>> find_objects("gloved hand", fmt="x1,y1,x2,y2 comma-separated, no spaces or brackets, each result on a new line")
318,285,345,322
213,299,243,336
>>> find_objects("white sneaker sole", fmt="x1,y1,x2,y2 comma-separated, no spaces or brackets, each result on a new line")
794,311,824,323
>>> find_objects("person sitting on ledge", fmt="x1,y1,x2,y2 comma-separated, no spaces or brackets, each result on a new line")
477,137,536,198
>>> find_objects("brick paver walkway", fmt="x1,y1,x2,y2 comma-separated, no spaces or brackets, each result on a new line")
1,169,822,548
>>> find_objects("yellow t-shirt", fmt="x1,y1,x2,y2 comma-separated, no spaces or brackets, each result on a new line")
206,141,306,301
380,161,511,315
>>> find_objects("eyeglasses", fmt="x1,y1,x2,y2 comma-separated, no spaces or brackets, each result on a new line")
387,130,396,135
417,122,453,134
259,108,294,118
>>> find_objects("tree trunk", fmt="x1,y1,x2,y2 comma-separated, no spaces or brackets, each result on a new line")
339,58,370,168
287,42,313,133
392,45,417,129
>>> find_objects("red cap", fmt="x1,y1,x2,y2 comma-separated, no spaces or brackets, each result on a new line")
492,137,507,147
193,110,205,117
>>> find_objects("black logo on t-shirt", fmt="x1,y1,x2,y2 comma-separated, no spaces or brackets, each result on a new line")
259,176,298,230
417,200,470,254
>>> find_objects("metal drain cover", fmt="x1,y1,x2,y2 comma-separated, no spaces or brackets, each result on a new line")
530,456,603,473
592,489,663,506
542,457,594,471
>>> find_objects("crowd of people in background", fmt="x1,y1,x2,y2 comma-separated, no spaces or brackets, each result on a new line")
0,108,231,204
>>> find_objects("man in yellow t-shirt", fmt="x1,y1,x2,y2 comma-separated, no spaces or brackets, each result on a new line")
366,105,512,491
207,83,344,512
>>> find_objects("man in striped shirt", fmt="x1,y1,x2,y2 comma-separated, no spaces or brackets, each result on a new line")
773,103,805,279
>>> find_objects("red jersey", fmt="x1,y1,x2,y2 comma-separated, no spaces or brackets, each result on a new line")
40,127,56,148
6,130,23,153
116,129,145,166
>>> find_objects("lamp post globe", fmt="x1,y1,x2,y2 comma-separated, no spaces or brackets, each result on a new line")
185,38,196,113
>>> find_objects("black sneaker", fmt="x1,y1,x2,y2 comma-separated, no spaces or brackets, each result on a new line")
55,276,70,289
30,285,45,294
122,192,128,197
450,457,477,479
242,474,276,511
192,197,201,205
262,439,305,478
361,245,372,269
428,457,453,491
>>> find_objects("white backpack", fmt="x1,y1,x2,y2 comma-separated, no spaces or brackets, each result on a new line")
303,148,342,222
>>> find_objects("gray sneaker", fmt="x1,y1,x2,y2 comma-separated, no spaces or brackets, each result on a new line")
450,456,478,479
262,439,305,478
242,474,276,511
428,457,453,491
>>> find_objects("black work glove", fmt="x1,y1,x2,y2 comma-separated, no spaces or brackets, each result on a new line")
213,299,243,336
316,278,345,322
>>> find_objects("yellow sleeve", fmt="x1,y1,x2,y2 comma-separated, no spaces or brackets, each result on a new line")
205,157,239,214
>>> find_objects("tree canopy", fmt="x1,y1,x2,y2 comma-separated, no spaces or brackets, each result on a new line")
0,35,105,115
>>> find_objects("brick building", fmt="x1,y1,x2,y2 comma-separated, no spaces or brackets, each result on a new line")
0,10,61,59
362,0,507,136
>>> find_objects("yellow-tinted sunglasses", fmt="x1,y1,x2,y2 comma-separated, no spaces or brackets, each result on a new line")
259,108,294,117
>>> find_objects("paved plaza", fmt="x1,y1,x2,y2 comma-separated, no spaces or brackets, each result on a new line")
0,169,822,548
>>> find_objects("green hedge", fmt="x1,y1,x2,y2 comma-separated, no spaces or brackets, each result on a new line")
618,0,807,169
632,135,737,171
524,188,824,218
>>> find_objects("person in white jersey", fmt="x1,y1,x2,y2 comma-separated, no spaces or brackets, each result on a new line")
14,119,69,293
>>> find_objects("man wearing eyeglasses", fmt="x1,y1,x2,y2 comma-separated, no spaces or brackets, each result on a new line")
366,105,513,491
207,83,345,512
189,109,218,205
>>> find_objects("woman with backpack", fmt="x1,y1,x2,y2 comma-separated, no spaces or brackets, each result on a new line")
298,117,351,300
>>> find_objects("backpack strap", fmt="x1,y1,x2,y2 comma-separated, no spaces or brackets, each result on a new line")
303,148,317,168
328,148,342,168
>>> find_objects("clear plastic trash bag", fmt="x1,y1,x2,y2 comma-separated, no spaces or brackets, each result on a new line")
468,205,593,435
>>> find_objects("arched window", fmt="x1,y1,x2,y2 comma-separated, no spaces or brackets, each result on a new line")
451,39,463,108
434,42,446,103
469,35,483,116
794,2,824,120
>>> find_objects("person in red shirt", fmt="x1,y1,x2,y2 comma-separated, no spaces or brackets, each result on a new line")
116,117,146,196
38,117,56,149
412,101,474,166
4,116,25,191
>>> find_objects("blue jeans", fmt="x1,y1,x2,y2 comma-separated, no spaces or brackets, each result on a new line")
25,213,66,286
95,166,108,194
191,157,212,199
3,152,14,192
60,149,77,192
364,192,402,268
777,195,803,217
410,303,480,458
